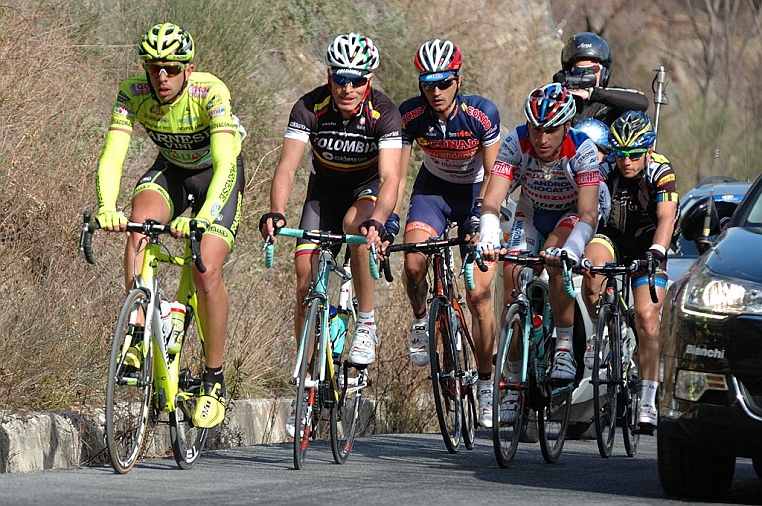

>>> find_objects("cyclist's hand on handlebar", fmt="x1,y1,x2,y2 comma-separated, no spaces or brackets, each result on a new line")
463,199,482,241
170,216,208,238
646,247,666,265
358,219,386,250
543,246,580,268
95,209,128,232
476,213,501,261
258,212,286,242
382,212,400,246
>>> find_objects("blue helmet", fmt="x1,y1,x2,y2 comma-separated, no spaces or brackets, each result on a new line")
523,83,576,128
609,111,656,150
574,118,610,154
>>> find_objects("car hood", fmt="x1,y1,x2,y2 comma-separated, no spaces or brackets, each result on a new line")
704,227,762,282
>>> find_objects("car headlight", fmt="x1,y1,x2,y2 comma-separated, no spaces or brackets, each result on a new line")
681,268,762,317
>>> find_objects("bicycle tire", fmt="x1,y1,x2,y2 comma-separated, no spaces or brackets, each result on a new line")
621,323,640,457
294,300,320,469
429,296,462,453
105,289,154,474
592,304,618,458
492,303,526,468
331,307,362,464
169,305,209,469
538,307,571,464
453,311,476,450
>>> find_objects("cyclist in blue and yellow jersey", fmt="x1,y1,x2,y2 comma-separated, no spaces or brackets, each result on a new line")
95,23,246,429
396,39,501,428
258,33,402,438
477,83,602,392
555,32,649,126
580,110,678,433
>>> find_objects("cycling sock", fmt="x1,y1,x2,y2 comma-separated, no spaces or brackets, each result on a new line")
413,309,427,321
203,365,223,384
640,379,659,406
555,327,573,352
357,310,377,342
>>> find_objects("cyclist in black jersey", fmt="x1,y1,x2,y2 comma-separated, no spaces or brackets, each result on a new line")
580,110,679,433
555,32,649,126
95,23,246,429
259,34,402,437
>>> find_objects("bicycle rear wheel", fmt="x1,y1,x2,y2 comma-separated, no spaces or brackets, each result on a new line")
331,308,363,464
294,300,321,470
592,305,619,458
538,313,571,464
169,305,209,469
429,297,462,453
453,311,476,450
492,303,526,468
105,289,153,474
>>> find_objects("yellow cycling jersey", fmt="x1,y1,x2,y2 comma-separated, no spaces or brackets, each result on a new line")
96,72,245,222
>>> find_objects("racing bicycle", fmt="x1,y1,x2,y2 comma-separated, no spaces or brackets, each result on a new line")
80,211,209,473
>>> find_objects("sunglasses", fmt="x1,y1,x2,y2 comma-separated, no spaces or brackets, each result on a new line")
570,63,602,76
613,148,649,160
421,78,457,91
331,73,370,88
146,63,187,77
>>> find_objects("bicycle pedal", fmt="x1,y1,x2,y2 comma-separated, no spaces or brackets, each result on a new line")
633,425,655,436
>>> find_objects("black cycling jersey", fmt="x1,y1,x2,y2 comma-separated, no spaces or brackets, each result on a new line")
573,85,649,126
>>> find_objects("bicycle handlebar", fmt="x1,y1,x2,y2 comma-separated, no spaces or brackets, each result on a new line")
78,211,207,272
498,250,577,299
580,257,659,303
381,237,486,290
262,227,379,279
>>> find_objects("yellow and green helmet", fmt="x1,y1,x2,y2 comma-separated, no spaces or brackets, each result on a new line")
139,23,194,62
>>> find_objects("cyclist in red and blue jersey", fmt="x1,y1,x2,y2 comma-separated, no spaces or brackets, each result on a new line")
259,33,402,437
95,23,246,429
580,111,678,433
478,83,601,390
395,39,501,428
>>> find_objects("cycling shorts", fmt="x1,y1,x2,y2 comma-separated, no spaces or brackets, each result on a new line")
134,154,245,250
405,168,480,256
503,199,578,256
296,173,379,257
589,234,669,289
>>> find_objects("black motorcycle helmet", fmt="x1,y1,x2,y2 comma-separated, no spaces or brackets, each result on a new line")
561,32,613,87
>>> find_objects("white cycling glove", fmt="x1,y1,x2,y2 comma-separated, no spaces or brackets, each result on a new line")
546,221,594,267
477,213,501,252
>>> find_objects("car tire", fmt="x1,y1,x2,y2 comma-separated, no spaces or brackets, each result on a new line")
753,456,762,479
657,429,736,499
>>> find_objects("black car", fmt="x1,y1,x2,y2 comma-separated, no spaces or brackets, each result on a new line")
658,173,762,499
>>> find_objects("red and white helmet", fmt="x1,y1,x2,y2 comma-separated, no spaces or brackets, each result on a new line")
414,39,463,75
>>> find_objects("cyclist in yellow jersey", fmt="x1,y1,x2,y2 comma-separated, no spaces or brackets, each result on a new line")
95,23,246,429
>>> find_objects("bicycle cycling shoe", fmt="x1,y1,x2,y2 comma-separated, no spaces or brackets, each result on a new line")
193,379,226,429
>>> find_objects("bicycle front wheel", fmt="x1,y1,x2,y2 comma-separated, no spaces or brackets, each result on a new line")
294,300,321,470
539,313,571,464
169,305,208,469
592,304,619,458
331,308,363,464
492,303,526,468
105,289,154,474
452,310,476,450
621,324,640,457
429,297,462,454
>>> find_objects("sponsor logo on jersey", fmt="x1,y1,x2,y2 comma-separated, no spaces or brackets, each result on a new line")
401,105,426,124
684,344,725,359
209,107,226,118
315,137,379,154
114,105,131,117
130,83,151,96
150,105,164,115
465,105,492,130
148,129,211,150
426,139,480,150
116,91,131,104
492,161,514,179
658,174,675,186
577,170,602,186
188,84,211,98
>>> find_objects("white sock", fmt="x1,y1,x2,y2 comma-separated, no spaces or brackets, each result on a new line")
640,380,659,406
555,326,573,353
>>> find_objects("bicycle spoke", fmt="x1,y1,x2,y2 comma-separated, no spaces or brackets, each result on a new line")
429,297,462,453
493,303,525,468
331,309,365,464
538,307,571,464
294,301,320,469
592,305,618,458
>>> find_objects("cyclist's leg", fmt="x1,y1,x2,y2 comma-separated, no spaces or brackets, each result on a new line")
631,268,668,430
344,186,379,365
581,236,616,368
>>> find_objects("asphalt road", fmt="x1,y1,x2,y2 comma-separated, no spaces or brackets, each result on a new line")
1,431,760,505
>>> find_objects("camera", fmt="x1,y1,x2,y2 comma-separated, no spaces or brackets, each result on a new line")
553,71,597,90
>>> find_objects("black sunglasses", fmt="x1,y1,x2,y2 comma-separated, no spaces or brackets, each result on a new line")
421,78,457,91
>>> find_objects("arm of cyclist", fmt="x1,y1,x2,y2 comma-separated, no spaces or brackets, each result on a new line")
464,140,500,242
359,144,401,250
94,85,136,232
646,198,679,264
380,143,412,250
259,137,307,242
476,158,514,261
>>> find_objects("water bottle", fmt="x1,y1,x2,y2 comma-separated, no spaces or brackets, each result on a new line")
159,299,173,343
532,314,544,359
329,305,347,356
167,301,186,354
